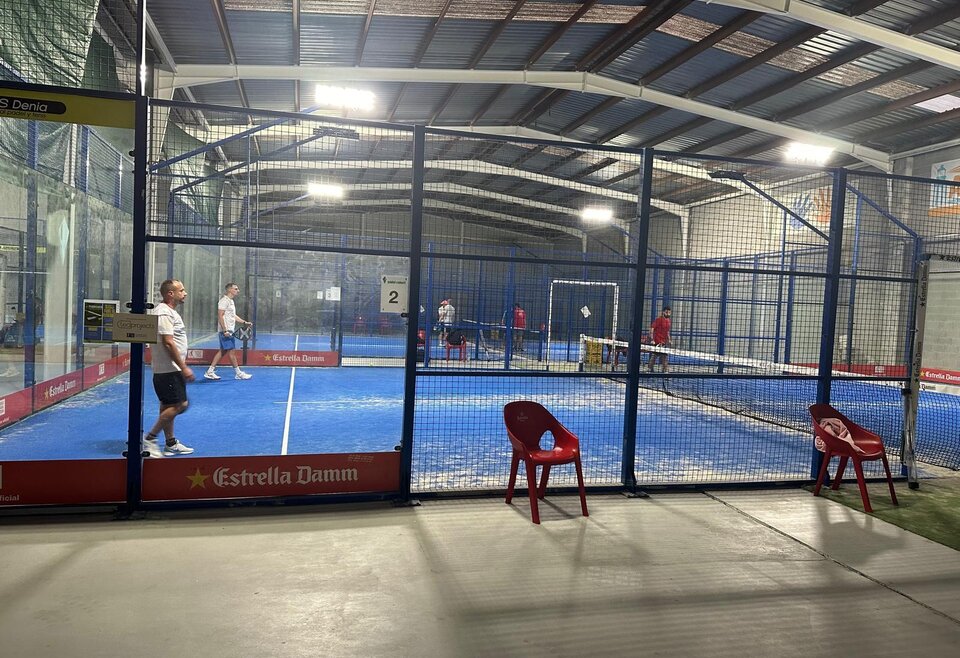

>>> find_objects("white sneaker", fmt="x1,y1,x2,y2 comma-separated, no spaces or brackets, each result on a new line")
204,370,221,380
235,371,252,380
163,440,194,455
142,437,164,459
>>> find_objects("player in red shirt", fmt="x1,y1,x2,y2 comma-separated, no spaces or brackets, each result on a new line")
512,303,527,352
648,306,672,372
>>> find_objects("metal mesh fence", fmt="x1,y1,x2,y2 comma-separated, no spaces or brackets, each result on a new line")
0,0,138,92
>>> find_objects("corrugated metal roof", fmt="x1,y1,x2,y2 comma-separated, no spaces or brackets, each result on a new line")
474,22,559,70
300,14,366,66
149,0,231,65
360,17,436,68
227,10,294,65
242,80,298,111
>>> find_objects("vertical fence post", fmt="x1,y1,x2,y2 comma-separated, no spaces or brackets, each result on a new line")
75,127,90,374
124,0,149,514
399,125,426,502
622,149,655,493
845,195,863,371
717,259,729,373
24,121,38,402
812,168,847,479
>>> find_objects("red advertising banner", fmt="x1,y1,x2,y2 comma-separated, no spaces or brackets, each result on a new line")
142,452,400,501
0,459,126,506
920,367,960,386
82,358,117,390
145,347,339,367
0,388,32,429
113,351,131,374
34,371,84,410
245,350,339,367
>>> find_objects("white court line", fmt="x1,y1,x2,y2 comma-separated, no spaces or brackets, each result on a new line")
280,334,299,455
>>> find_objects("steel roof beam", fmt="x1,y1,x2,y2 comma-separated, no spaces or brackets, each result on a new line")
356,0,378,65
526,0,601,67
694,0,960,72
168,69,890,166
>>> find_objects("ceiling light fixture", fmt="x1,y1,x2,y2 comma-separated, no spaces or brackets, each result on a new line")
581,207,614,223
307,183,344,198
314,85,375,112
784,143,834,166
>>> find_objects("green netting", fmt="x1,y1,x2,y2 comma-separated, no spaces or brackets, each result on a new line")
0,0,99,87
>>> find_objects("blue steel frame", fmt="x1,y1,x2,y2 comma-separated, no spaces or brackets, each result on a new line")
11,82,955,512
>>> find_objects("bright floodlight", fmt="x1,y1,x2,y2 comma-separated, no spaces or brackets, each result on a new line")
581,207,614,223
785,142,834,166
314,85,375,111
307,183,344,199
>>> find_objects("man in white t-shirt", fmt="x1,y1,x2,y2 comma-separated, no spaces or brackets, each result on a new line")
437,299,455,341
143,279,195,458
204,282,253,381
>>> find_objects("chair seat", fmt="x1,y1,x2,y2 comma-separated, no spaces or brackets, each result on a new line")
525,447,578,464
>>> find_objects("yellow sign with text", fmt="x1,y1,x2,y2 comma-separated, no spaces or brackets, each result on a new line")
0,88,134,129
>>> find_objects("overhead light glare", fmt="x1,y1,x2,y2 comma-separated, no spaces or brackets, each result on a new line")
784,142,834,166
581,207,614,223
314,85,375,111
307,182,344,198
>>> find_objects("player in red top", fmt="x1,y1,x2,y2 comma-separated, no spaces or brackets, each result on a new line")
648,306,672,372
512,303,527,352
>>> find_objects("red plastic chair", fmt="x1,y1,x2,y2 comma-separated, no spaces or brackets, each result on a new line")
445,335,467,361
352,315,366,335
809,403,898,513
503,401,588,524
378,315,391,335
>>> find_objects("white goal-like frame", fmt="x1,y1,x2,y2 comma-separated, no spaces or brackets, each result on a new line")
546,279,619,362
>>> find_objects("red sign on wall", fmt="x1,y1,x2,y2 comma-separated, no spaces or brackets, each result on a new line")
82,358,116,390
0,459,126,506
245,350,339,367
34,371,83,410
142,452,400,501
0,389,32,429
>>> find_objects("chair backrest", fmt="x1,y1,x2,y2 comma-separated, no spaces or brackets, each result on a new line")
809,403,875,454
503,401,577,453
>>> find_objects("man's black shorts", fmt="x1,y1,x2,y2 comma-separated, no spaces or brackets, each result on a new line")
153,371,188,406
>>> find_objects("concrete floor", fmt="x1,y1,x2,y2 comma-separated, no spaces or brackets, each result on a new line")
1,491,959,657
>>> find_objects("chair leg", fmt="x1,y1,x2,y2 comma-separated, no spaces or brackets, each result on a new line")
813,450,831,496
538,465,551,499
524,459,541,524
575,457,589,517
505,452,520,505
852,458,873,513
832,456,848,489
880,453,899,506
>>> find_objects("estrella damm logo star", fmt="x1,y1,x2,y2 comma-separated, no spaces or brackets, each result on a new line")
186,469,210,489
263,354,273,362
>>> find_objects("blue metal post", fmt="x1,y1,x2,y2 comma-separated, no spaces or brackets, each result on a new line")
688,269,698,351
474,260,484,361
124,7,150,512
812,169,847,479
846,196,863,372
784,253,797,363
423,242,434,368
717,259,730,373
399,125,426,501
74,126,90,374
23,121,38,399
504,249,516,369
621,148,656,492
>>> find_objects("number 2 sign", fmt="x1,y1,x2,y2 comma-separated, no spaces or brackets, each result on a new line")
380,275,408,314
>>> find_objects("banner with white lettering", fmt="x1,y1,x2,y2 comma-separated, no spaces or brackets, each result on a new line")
142,453,400,501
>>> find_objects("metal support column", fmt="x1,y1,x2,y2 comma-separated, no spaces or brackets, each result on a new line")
812,169,847,479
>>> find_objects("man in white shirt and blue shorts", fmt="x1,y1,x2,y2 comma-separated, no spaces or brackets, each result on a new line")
143,279,195,458
205,282,253,381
